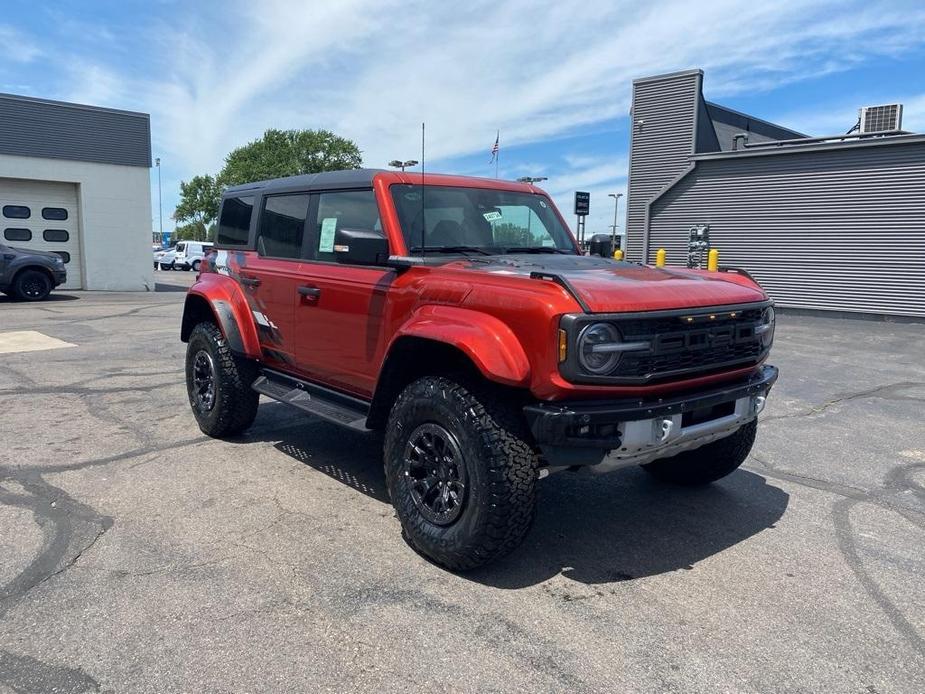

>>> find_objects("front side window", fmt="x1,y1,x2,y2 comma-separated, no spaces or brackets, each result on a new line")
389,185,575,256
3,205,30,219
256,194,310,259
311,190,381,262
216,196,255,246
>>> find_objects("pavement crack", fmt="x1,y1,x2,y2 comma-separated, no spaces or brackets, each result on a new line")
762,381,925,423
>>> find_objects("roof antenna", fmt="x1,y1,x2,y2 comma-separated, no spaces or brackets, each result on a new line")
421,122,426,259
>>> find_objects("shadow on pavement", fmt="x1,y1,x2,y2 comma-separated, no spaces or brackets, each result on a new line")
154,282,190,293
0,293,80,303
467,467,788,588
239,405,789,588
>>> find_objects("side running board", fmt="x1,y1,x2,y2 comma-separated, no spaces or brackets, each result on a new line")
251,369,372,433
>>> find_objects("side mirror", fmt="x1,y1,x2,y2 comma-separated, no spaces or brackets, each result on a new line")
334,228,389,265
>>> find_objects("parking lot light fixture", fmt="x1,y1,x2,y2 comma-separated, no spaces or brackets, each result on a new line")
608,192,623,250
389,159,419,172
156,157,163,247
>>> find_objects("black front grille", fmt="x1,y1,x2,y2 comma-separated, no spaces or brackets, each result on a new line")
613,307,765,380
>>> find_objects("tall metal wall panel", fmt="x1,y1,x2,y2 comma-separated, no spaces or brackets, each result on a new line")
647,142,925,317
0,94,151,168
625,71,700,261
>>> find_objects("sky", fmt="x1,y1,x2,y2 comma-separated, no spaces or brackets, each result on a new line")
1,0,924,238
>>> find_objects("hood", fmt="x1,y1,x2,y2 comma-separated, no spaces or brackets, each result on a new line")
452,254,766,313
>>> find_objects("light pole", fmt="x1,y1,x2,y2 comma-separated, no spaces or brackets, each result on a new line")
388,159,419,172
608,192,623,252
155,157,163,247
516,176,548,185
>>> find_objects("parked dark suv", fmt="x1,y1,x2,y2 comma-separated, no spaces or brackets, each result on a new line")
0,243,67,301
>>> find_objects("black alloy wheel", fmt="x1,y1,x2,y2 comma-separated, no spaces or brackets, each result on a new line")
191,349,217,414
14,270,52,301
403,423,468,525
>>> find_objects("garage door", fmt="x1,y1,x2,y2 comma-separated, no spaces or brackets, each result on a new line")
1,178,81,289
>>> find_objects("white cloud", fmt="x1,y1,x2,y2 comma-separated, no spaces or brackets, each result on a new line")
111,0,925,172
0,25,42,63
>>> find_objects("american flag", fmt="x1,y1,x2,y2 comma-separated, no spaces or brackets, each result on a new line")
490,131,499,163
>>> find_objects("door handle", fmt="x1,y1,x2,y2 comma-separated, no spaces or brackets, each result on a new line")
240,277,261,287
298,286,321,299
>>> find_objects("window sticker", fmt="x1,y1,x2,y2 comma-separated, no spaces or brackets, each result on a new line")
482,211,502,222
319,217,338,253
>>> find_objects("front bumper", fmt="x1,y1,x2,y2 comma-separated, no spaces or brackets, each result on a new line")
524,364,778,450
53,269,67,286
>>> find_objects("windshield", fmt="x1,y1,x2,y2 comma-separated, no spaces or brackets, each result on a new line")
390,184,576,255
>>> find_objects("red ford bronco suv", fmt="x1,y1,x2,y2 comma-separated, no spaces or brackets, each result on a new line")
181,169,777,569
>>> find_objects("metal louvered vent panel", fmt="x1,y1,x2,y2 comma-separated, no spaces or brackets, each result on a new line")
647,141,925,317
860,104,903,133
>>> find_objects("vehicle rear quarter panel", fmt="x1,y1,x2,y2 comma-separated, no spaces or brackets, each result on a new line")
184,273,261,358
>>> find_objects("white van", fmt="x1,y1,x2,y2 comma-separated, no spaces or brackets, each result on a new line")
173,241,213,271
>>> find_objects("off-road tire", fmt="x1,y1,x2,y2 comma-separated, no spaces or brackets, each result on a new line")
642,419,757,486
185,321,259,438
192,259,201,272
384,376,538,570
13,269,52,301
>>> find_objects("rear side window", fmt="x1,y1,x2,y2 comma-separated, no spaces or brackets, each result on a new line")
257,194,309,259
3,205,30,219
216,196,255,246
4,228,31,241
311,190,381,262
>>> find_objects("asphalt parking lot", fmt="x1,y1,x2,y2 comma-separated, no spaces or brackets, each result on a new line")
1,276,923,693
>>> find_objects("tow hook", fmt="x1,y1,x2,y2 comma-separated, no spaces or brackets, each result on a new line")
655,417,674,443
753,394,767,415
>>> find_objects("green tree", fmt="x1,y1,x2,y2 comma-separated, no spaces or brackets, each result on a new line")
174,222,210,242
174,174,221,236
218,128,362,187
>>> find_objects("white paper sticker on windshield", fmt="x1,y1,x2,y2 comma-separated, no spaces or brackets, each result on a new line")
319,217,337,253
482,211,502,222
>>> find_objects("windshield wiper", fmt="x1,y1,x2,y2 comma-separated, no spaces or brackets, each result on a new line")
502,246,573,254
409,245,493,256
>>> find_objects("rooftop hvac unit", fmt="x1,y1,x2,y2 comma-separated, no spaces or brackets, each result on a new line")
859,104,903,133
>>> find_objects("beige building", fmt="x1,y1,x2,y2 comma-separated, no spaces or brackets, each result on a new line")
0,93,153,291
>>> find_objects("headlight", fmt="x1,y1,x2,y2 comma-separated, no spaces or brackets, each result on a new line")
577,322,622,374
756,306,775,347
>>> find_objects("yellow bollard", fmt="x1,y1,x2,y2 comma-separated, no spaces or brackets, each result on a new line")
613,249,624,261
655,248,666,267
707,248,719,272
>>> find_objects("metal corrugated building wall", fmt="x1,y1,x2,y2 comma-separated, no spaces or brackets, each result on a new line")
625,70,701,261
647,136,925,317
0,93,151,167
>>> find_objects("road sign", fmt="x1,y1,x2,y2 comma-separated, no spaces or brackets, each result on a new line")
574,191,590,216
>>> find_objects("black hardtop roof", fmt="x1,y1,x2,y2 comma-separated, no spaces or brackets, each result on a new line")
223,168,388,196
